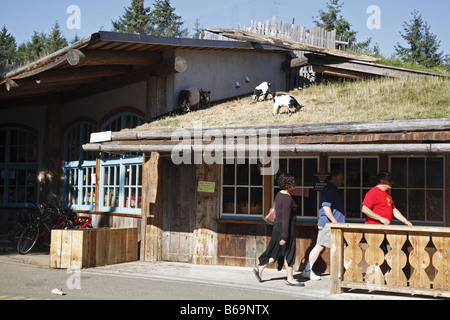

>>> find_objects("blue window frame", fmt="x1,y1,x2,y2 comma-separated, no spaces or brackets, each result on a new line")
62,121,96,210
99,112,143,215
0,127,38,207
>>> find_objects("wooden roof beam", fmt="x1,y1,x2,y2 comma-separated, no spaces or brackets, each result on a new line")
204,28,380,62
66,49,163,67
35,65,133,84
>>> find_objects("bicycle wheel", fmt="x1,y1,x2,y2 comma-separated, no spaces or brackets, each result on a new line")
17,225,39,255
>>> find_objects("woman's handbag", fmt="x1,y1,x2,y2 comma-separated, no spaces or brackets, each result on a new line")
264,203,276,224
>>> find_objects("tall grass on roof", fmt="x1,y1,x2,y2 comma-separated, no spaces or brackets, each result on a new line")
134,76,450,131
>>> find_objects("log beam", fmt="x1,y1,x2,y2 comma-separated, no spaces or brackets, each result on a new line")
67,49,163,66
282,57,309,71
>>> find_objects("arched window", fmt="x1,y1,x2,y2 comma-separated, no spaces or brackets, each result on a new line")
62,121,96,209
0,127,38,206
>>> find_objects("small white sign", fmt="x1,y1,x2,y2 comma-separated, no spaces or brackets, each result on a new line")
90,131,112,143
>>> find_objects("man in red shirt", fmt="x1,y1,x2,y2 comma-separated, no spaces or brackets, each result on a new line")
362,171,412,226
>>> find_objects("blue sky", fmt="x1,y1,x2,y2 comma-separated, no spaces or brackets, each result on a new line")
1,0,449,58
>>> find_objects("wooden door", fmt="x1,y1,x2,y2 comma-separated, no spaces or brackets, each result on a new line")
162,161,196,262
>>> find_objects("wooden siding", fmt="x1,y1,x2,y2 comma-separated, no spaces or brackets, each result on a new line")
217,222,330,273
162,160,196,263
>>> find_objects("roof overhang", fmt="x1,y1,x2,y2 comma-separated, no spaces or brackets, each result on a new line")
0,31,290,105
83,118,450,155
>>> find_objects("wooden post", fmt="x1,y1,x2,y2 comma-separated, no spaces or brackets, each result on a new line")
192,163,219,265
146,75,166,122
141,152,163,262
330,226,344,294
40,97,63,205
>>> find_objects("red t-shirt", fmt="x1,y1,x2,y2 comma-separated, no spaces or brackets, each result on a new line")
362,186,395,225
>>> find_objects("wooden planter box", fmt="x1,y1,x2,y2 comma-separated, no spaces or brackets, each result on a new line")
50,228,138,269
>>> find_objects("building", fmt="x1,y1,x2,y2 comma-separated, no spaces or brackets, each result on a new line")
0,30,290,228
83,118,450,271
1,32,449,272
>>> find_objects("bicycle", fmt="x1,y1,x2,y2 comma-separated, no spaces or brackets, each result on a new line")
16,204,92,255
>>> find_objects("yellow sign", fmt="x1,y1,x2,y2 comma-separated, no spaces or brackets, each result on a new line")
197,181,215,193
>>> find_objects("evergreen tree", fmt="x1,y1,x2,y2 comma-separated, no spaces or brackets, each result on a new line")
150,0,188,38
16,31,47,61
395,10,443,68
313,0,357,43
112,0,154,35
45,22,68,53
192,19,205,39
0,26,17,62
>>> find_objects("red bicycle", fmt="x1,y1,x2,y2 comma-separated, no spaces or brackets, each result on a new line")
17,204,92,255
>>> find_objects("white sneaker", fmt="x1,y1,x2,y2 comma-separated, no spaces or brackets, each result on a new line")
302,269,321,280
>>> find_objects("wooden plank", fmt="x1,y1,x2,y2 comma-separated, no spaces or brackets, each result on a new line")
141,152,164,262
60,230,73,269
341,282,450,298
70,230,84,269
307,53,449,78
385,232,408,287
96,228,108,267
343,231,363,283
364,232,385,285
409,233,431,289
432,235,450,291
329,223,450,235
49,229,63,269
204,28,379,62
330,227,343,294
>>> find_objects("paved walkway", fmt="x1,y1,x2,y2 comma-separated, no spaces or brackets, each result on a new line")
0,251,434,300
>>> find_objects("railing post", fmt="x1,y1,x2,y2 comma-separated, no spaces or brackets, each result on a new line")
330,226,344,294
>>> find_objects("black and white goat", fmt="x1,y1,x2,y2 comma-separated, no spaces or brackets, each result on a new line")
273,93,302,116
178,88,211,113
251,82,273,103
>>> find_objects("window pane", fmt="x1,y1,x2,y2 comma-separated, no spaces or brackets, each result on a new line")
362,158,378,187
236,162,248,185
426,158,443,189
304,159,318,186
408,158,424,188
249,188,263,214
346,189,361,218
303,189,317,217
223,187,235,213
391,189,407,213
391,157,407,188
223,163,235,185
289,159,302,186
408,190,425,220
236,187,249,213
276,159,288,179
346,159,360,187
250,163,262,186
426,190,444,222
330,158,344,173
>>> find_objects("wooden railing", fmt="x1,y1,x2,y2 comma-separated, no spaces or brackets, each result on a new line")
329,223,450,298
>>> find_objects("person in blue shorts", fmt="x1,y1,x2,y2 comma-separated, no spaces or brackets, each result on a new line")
302,169,345,280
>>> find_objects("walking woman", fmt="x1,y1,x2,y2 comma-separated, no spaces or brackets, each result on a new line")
253,173,303,286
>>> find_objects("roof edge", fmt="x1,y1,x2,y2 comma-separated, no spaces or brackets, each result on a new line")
108,117,450,141
1,34,96,82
